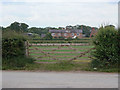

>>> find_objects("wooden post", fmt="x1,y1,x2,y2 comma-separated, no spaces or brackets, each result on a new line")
25,40,29,57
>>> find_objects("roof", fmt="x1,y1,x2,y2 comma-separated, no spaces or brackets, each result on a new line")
41,34,46,38
49,30,82,33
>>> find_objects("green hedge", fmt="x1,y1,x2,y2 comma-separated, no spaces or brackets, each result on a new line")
91,26,119,68
2,31,26,59
2,38,25,58
2,30,34,68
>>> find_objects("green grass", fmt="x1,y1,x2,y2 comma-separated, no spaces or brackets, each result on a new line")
35,59,91,62
24,61,90,71
85,67,118,72
29,45,93,62
3,59,118,72
36,60,57,62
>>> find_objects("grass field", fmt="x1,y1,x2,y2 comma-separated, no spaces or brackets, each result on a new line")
29,45,94,63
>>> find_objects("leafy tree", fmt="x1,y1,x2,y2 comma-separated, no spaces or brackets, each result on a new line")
20,23,29,32
44,33,52,40
10,22,20,31
29,27,48,36
105,25,115,28
7,22,29,32
75,25,97,37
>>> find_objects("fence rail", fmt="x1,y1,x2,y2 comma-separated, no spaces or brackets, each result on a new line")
29,43,90,46
25,41,95,63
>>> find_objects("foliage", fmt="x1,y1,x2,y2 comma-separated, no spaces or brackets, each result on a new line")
118,28,120,72
24,61,90,71
43,33,53,40
28,27,49,36
2,22,99,38
77,25,98,37
2,56,35,69
2,31,26,59
2,30,34,69
6,22,29,32
91,26,119,68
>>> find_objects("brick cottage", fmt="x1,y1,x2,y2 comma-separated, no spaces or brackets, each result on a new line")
49,29,83,39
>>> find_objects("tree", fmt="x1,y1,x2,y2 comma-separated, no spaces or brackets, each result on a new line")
8,21,29,32
28,27,48,36
20,23,29,32
10,22,20,31
105,25,115,28
44,33,52,40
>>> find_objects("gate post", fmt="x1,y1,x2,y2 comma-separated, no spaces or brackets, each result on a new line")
25,40,29,57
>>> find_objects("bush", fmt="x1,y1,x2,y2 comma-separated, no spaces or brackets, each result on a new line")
2,56,35,69
91,26,119,68
43,33,52,40
2,30,34,69
2,31,26,59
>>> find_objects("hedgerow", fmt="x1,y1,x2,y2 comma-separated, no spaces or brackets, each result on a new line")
2,30,34,68
91,26,119,68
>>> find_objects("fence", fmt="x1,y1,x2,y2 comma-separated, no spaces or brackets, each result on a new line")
25,41,95,63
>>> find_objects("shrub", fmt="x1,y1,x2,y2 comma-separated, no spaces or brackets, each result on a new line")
91,26,119,68
2,30,34,69
2,31,26,59
43,33,52,40
2,56,35,69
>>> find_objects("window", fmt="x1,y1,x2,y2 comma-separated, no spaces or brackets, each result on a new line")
66,30,68,32
72,33,74,36
58,33,61,36
64,33,67,36
77,33,79,36
52,33,55,36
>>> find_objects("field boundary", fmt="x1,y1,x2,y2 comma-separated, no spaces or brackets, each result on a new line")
25,41,94,63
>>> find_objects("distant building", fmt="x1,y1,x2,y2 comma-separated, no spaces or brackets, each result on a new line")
49,29,83,39
82,34,86,37
90,28,97,37
27,33,33,36
41,34,46,38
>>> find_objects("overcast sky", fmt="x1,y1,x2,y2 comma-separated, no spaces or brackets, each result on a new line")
0,0,119,28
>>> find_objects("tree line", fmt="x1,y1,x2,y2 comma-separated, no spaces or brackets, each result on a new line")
1,21,116,39
1,21,100,37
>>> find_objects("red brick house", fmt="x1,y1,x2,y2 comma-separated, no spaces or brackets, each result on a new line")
49,29,83,39
90,28,97,38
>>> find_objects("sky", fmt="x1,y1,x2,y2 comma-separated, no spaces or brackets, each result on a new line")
0,0,119,28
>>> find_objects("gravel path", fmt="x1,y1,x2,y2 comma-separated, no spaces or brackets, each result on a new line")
2,71,118,88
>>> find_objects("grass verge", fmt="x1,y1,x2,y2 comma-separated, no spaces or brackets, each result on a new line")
24,61,90,71
2,59,118,72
